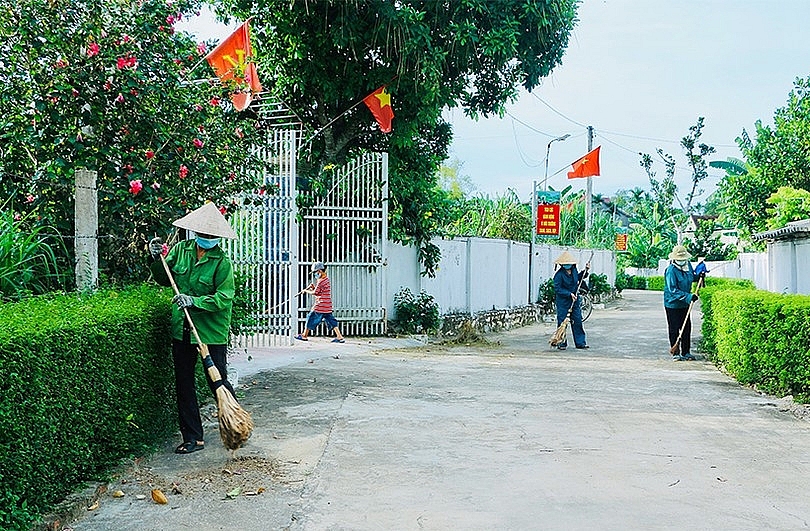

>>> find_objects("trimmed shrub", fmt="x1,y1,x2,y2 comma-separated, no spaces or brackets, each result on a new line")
646,276,664,291
393,288,440,334
0,286,175,530
709,289,810,401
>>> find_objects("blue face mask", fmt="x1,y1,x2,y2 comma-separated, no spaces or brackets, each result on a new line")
562,264,573,270
195,236,220,249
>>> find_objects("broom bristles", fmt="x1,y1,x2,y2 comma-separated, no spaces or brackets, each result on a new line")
216,386,254,450
549,318,569,346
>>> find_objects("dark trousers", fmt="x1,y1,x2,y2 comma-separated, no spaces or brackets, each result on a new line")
172,327,235,443
665,306,691,355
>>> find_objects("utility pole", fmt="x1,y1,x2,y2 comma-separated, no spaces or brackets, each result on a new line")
585,125,594,243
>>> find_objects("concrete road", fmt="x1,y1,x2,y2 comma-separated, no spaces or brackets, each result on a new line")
68,290,810,531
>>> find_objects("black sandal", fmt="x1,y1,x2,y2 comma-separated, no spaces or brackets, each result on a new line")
175,440,204,454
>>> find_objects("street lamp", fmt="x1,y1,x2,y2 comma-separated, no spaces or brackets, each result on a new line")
530,133,570,304
543,134,570,191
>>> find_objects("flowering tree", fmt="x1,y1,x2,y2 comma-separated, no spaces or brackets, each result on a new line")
0,0,271,284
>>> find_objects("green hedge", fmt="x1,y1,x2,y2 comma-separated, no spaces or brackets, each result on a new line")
0,286,176,530
707,289,810,401
698,278,756,355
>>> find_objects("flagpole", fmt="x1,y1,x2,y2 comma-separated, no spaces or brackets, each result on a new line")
585,125,594,244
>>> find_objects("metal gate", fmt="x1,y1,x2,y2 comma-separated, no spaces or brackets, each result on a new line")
226,126,299,347
297,152,389,336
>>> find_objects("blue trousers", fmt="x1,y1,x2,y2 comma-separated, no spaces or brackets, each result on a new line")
555,297,587,347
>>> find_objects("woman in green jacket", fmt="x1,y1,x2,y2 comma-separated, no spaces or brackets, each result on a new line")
149,203,237,454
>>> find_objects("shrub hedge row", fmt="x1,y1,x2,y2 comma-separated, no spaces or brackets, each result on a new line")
0,286,176,530
700,284,810,402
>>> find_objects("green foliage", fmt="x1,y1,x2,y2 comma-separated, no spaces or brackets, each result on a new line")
703,287,810,402
393,287,440,334
556,189,617,249
623,203,676,268
587,273,611,297
537,278,556,313
717,76,810,241
0,286,175,530
0,206,66,300
614,273,648,291
0,0,270,285
684,217,738,261
445,189,531,241
646,276,665,291
764,186,810,230
216,0,578,275
697,278,756,357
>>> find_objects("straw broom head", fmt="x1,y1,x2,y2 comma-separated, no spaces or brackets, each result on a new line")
549,317,569,346
200,345,254,450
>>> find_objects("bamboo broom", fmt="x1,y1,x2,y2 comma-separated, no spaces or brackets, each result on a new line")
159,255,253,450
549,251,594,347
669,275,705,356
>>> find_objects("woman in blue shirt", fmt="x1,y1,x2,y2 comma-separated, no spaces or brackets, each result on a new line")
553,251,590,350
664,245,702,361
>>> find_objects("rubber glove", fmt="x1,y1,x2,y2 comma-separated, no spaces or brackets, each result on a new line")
149,237,164,259
172,294,194,308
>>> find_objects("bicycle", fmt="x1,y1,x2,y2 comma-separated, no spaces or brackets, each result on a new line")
579,290,594,322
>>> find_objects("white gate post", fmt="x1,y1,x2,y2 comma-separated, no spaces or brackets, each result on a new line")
74,168,98,291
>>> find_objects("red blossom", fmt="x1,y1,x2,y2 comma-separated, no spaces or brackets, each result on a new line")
104,81,112,91
87,42,100,57
128,179,143,195
122,34,131,43
116,56,137,70
173,58,183,65
179,165,189,179
193,104,203,112
196,42,207,55
166,14,176,25
209,97,220,106
130,88,138,96
145,150,155,160
14,213,21,221
72,89,79,97
234,127,244,139
26,194,35,203
151,182,160,190
193,138,204,149
115,93,125,103
219,206,227,216
55,58,68,68
123,164,134,174
228,172,235,181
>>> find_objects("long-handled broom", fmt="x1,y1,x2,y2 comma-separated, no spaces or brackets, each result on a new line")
159,255,253,450
669,275,705,355
550,251,594,347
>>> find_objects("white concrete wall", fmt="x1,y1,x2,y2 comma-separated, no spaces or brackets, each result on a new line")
386,237,617,318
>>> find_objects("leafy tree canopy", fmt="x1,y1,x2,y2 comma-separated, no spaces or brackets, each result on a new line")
214,0,578,274
716,76,810,241
0,0,270,284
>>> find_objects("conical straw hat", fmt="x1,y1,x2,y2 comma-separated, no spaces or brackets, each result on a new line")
172,202,237,239
554,251,577,265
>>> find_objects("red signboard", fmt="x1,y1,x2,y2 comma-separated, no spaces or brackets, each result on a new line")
536,203,560,236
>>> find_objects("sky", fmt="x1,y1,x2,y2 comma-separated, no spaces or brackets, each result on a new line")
180,1,810,203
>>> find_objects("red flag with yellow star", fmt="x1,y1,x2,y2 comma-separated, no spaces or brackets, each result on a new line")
363,86,394,133
567,146,601,179
205,21,262,112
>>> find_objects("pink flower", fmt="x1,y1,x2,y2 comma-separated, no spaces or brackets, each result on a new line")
72,88,79,97
193,138,203,149
129,179,143,195
117,57,127,69
116,56,137,70
193,104,203,112
161,243,169,256
130,88,138,96
209,97,220,106
166,14,176,25
26,194,35,203
122,34,131,43
87,42,100,57
104,81,112,91
179,165,189,179
123,164,134,174
145,150,155,160
151,182,160,190
219,206,227,216
228,172,235,181
14,213,21,221
234,127,244,139
115,93,124,103
55,58,68,68
196,42,207,55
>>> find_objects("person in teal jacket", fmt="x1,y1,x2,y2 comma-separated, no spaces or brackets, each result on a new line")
148,203,238,454
664,244,703,361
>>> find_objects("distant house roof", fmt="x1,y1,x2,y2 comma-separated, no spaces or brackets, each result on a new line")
752,219,810,241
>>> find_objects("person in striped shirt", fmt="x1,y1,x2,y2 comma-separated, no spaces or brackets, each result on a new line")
296,261,346,343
